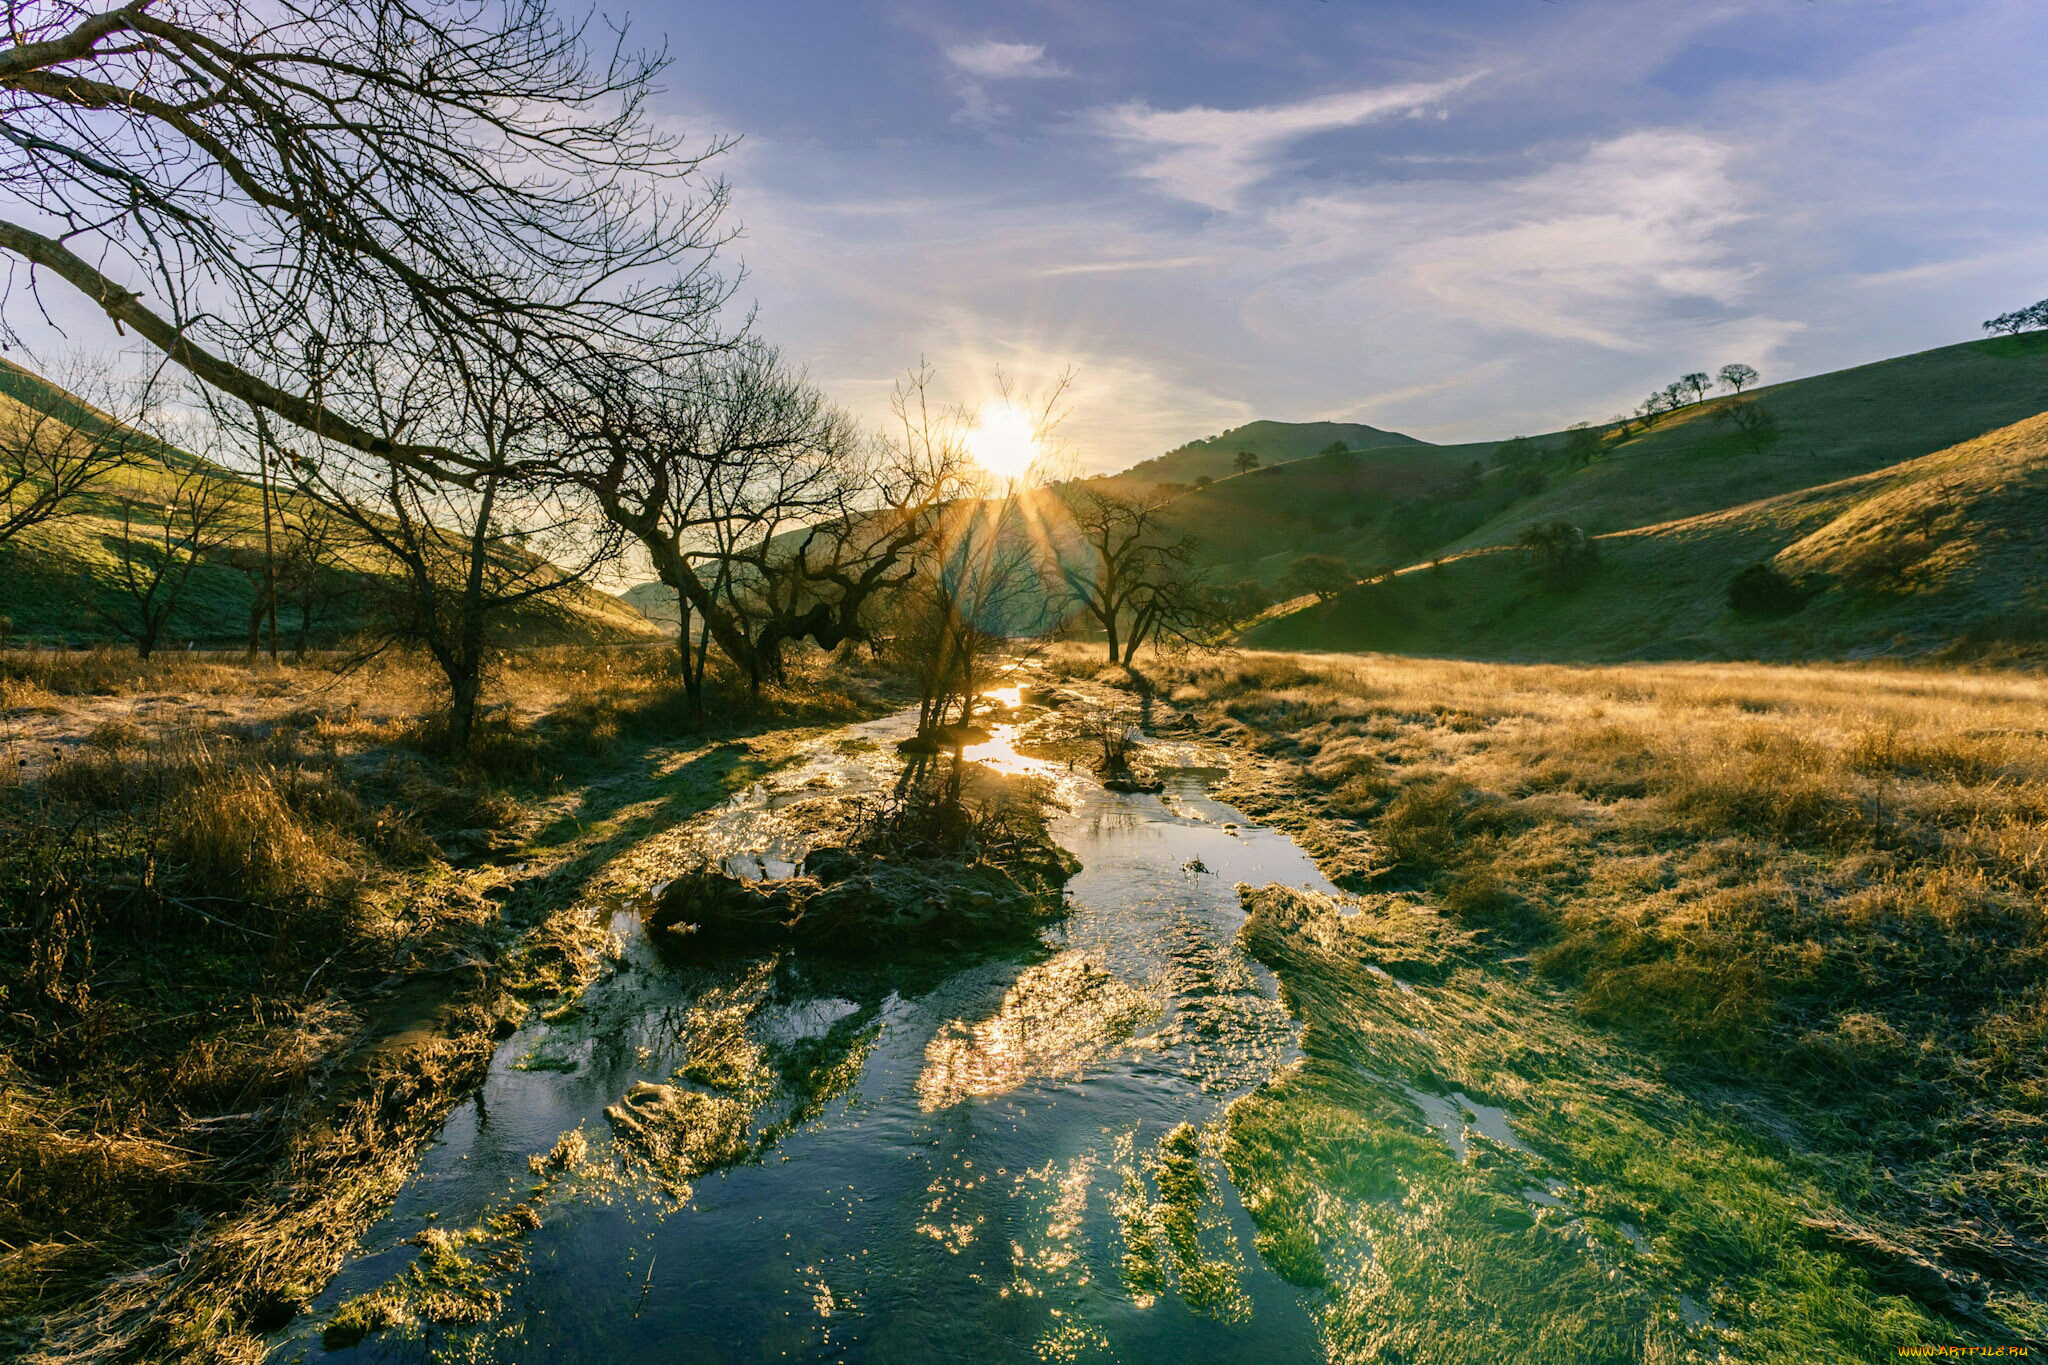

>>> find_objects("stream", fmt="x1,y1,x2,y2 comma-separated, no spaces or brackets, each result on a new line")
279,698,1344,1363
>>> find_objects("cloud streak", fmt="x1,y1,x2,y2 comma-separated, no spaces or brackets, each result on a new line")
1096,73,1484,210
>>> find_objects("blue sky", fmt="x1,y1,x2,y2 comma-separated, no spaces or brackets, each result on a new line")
630,0,2048,470
7,2,2043,474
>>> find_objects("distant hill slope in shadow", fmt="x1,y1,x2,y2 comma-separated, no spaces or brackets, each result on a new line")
1112,418,1430,487
1247,407,2048,663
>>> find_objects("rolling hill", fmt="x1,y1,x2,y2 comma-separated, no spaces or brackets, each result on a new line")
0,362,661,648
1112,418,1429,487
1247,401,2048,663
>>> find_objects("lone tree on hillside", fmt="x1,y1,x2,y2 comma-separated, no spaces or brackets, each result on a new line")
1680,372,1713,405
1983,300,2048,335
1717,363,1760,394
1715,398,1781,454
1320,440,1349,458
1517,520,1599,589
1492,435,1539,468
1061,485,1217,666
1233,450,1261,475
1562,422,1604,468
1280,553,1353,602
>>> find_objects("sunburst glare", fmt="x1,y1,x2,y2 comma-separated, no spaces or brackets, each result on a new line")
964,400,1040,482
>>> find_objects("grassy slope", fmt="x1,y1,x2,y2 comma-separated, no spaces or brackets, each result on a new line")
1155,444,1477,582
1249,335,2048,660
1114,418,1429,487
0,374,658,647
1248,411,2048,662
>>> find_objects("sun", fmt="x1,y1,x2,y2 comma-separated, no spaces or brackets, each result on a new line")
963,400,1040,482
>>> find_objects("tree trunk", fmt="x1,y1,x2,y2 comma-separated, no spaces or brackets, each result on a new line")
448,668,482,751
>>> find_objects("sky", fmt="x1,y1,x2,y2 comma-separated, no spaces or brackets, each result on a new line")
618,0,2048,471
7,1,2046,476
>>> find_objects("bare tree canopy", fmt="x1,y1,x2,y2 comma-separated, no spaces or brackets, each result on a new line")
1060,484,1217,666
0,354,141,542
575,341,922,700
0,0,733,480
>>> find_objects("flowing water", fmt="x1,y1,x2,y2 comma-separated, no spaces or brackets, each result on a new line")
278,704,1347,1363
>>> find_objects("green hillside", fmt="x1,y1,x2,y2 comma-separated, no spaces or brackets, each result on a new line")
1114,418,1428,487
1152,444,1477,583
1185,335,2048,591
0,366,659,648
1246,408,2048,662
618,581,682,627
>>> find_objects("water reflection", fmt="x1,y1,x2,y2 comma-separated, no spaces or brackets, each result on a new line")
279,708,1333,1365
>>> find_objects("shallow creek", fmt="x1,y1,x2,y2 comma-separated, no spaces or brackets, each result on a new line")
279,704,1352,1363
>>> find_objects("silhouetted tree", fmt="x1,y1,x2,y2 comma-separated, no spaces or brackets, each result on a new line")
1680,372,1712,405
1982,299,2048,336
1061,485,1215,666
1717,363,1760,394
1280,553,1353,602
0,0,735,487
1232,450,1261,475
97,461,243,658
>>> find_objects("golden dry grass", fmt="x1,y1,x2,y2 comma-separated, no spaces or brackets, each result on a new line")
1058,644,2048,1326
0,641,886,1359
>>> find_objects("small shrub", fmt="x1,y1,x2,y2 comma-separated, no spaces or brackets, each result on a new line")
1726,563,1807,617
1516,520,1599,589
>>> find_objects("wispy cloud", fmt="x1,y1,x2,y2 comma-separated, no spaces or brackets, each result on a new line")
944,38,1066,124
1096,74,1483,211
1034,254,1213,278
945,40,1064,80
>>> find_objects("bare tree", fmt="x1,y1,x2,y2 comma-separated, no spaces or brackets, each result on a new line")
294,343,613,748
96,459,243,657
0,357,144,544
576,343,925,707
1060,485,1217,666
1680,372,1712,405
1717,363,1760,394
0,0,733,482
274,500,353,657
